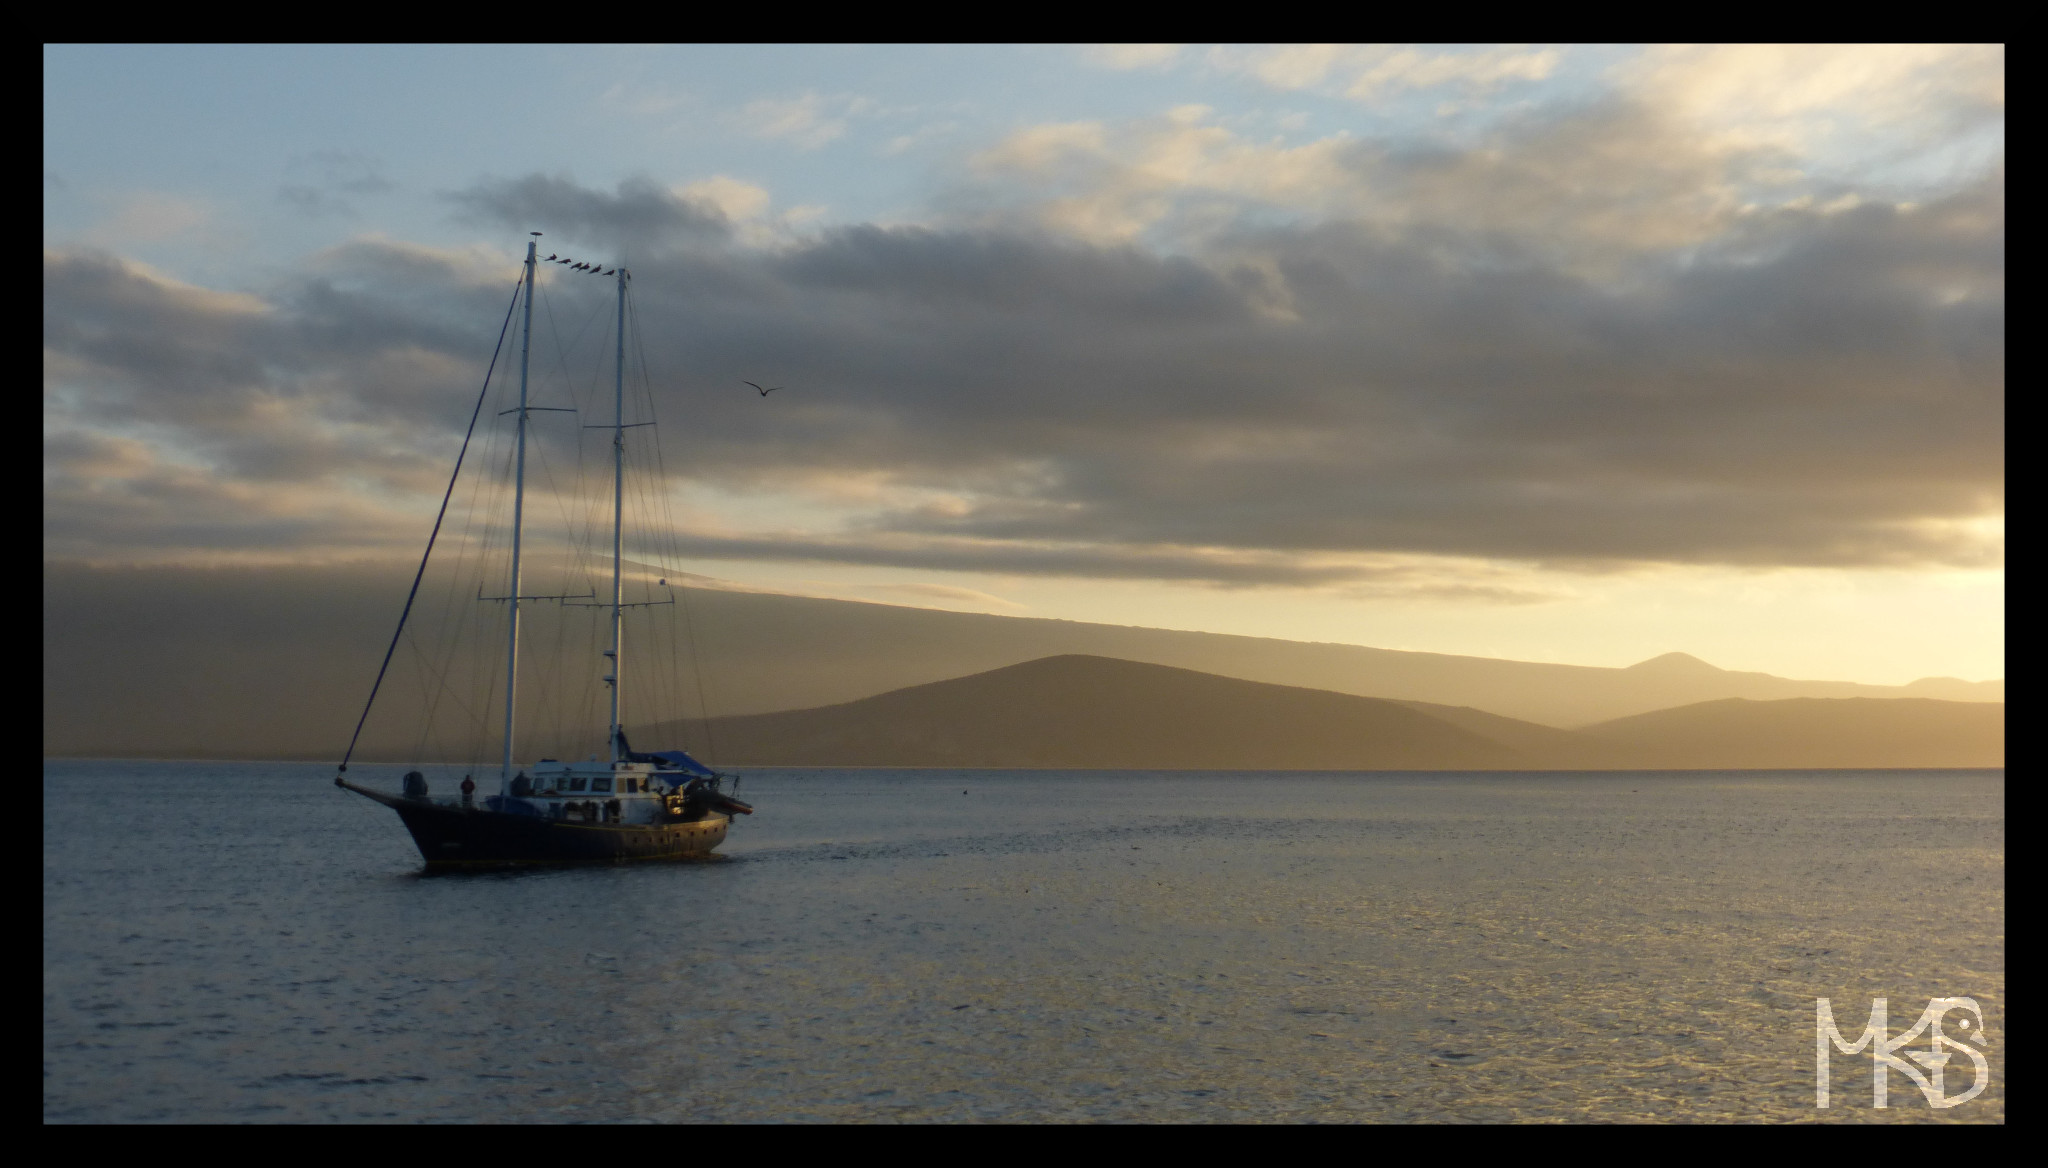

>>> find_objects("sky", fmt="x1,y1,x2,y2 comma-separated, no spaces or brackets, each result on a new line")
44,44,2004,685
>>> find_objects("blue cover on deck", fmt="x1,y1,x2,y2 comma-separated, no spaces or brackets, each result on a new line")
640,749,716,777
615,729,717,777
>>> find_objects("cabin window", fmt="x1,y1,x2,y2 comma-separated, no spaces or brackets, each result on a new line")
621,778,639,793
592,777,613,793
568,777,588,793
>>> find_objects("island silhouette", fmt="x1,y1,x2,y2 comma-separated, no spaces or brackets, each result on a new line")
646,655,2003,771
42,561,2003,767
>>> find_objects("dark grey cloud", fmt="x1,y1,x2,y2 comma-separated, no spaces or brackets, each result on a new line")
44,141,2003,581
446,174,730,255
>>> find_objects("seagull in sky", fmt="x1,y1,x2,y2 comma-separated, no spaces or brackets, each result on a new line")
743,381,781,396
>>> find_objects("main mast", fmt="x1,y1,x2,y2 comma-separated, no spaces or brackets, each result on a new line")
607,267,627,762
502,234,539,794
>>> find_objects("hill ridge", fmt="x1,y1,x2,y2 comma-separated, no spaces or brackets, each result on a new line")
649,654,2003,771
41,561,2005,758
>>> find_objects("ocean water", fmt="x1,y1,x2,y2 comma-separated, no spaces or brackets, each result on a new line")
44,762,2002,1123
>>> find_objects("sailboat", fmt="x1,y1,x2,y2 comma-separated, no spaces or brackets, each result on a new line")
336,233,752,869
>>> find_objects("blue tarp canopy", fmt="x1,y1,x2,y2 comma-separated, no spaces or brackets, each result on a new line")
615,729,717,778
635,748,716,778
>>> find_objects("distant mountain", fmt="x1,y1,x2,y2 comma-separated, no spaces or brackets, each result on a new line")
1385,699,1638,769
40,560,2005,758
650,655,1526,770
1901,676,2007,702
591,587,2003,728
1577,697,2005,770
648,655,2003,771
1625,651,1725,676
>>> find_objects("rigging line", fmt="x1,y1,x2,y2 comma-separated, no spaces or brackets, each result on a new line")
446,419,515,772
621,290,683,734
337,276,524,776
629,288,719,764
465,400,525,769
402,625,475,768
446,344,519,766
410,368,515,769
538,278,607,431
417,276,527,773
399,599,495,761
534,281,611,604
533,292,607,758
401,626,451,759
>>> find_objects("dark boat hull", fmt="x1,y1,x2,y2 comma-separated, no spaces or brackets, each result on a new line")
340,779,728,870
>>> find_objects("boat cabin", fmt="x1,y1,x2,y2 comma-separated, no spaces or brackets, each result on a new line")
514,758,693,825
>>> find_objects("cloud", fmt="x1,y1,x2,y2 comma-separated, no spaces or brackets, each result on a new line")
628,525,1556,604
42,428,432,565
42,242,534,565
883,120,963,158
950,98,1793,268
1616,44,2004,153
1207,44,1561,100
278,151,395,218
680,175,771,222
1344,46,1561,100
446,173,730,253
734,93,877,150
80,191,214,247
279,185,352,217
849,582,1032,612
1081,44,1184,71
46,74,2003,585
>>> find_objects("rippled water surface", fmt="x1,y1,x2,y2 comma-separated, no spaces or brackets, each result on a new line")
45,763,2003,1122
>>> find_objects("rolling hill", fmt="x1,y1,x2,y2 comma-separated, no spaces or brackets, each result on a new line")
649,655,1526,770
41,560,2004,759
1577,697,2006,769
649,655,2004,771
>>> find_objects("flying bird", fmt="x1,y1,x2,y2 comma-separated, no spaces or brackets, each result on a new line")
743,381,781,397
